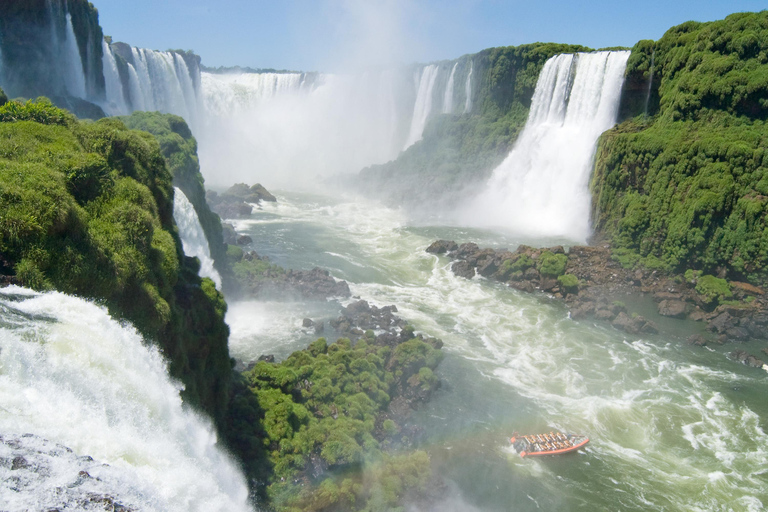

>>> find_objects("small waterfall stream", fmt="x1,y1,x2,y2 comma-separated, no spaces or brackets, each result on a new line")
443,62,458,114
173,187,222,289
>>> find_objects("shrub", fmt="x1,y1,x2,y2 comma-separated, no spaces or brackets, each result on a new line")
695,274,732,306
557,273,579,293
538,251,567,277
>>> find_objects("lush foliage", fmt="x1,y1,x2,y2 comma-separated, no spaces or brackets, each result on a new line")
357,43,590,209
537,250,568,277
119,112,232,289
226,334,443,510
593,12,768,284
0,99,232,422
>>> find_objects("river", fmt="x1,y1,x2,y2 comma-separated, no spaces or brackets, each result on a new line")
225,190,768,512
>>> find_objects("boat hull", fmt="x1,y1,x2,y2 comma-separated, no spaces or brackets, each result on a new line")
510,433,589,458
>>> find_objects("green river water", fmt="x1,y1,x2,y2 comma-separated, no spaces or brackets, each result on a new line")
224,191,768,512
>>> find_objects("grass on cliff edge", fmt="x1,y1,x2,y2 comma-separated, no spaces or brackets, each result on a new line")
0,96,232,423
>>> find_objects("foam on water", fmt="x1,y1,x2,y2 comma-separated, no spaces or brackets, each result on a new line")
229,191,768,511
0,287,250,511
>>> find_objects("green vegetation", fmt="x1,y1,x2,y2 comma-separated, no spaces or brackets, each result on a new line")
557,273,580,293
592,12,768,285
225,334,443,510
119,112,232,289
537,251,568,277
0,97,232,423
497,253,535,280
693,273,733,309
358,43,590,208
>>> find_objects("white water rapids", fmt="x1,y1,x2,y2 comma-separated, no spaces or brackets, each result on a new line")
0,287,249,511
225,191,768,512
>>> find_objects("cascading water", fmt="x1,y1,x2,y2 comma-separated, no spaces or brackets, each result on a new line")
197,70,408,188
101,40,127,115
443,62,457,114
404,64,440,149
461,51,629,242
200,72,305,116
464,61,473,113
0,287,250,511
644,49,656,118
173,187,222,289
61,14,86,99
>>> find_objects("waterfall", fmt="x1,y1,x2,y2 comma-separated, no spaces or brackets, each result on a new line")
404,64,440,149
464,61,473,113
101,40,127,115
443,62,457,114
200,72,305,116
0,287,250,511
644,49,655,118
197,70,407,188
462,51,630,242
62,14,86,99
173,187,222,289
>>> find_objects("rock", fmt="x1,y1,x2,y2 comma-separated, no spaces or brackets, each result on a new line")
236,234,253,246
653,291,683,302
612,312,638,334
724,326,750,341
426,240,458,254
509,281,535,293
708,312,734,333
594,309,616,321
314,321,324,334
258,354,275,363
658,300,688,318
477,258,499,277
453,242,480,260
730,281,764,296
540,277,558,292
611,312,656,334
523,267,540,280
731,350,765,368
302,318,314,328
451,260,475,279
687,334,708,346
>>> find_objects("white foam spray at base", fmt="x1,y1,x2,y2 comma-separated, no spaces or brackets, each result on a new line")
0,287,250,511
173,187,222,289
460,51,629,242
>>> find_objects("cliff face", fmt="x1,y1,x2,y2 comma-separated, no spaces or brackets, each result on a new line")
119,111,232,290
0,98,232,425
0,0,105,108
592,11,768,284
356,43,590,210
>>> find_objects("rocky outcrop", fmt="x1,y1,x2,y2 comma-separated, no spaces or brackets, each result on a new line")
206,183,276,219
236,251,350,300
431,240,768,356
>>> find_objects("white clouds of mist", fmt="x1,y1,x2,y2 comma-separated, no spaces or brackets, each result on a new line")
195,0,428,190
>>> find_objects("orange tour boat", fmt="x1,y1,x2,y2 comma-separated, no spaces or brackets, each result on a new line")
510,431,589,458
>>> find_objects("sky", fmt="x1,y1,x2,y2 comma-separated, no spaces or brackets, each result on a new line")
97,0,767,72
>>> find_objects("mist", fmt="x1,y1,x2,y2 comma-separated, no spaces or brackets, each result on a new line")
195,0,430,191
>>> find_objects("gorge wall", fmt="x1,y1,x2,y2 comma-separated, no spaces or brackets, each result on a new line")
591,11,768,284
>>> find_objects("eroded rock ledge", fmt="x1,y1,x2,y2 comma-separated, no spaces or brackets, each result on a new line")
428,240,768,368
